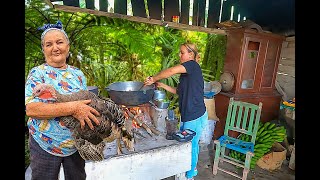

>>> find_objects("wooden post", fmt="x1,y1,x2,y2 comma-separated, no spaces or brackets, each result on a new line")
63,0,79,7
192,0,199,26
180,0,190,24
198,0,206,27
85,0,95,10
207,0,220,28
131,0,147,18
99,0,108,12
114,0,127,15
164,0,179,22
148,0,162,20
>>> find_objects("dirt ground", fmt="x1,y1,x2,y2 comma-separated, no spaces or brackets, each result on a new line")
164,143,295,180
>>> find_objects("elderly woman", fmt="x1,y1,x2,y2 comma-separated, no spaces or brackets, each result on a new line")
144,42,208,180
25,21,100,180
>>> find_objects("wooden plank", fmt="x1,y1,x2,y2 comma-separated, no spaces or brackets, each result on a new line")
180,0,190,24
192,0,199,26
131,0,147,18
85,0,95,10
164,0,179,22
63,0,79,7
230,1,238,21
191,0,207,26
51,4,226,35
279,59,295,67
44,0,54,8
148,0,162,20
221,0,232,22
198,0,206,27
114,0,127,15
207,0,220,28
99,0,108,12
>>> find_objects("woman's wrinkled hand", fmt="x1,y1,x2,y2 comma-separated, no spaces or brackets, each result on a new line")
71,100,100,130
144,76,155,85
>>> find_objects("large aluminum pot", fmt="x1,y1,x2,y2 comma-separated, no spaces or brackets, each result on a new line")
105,81,155,106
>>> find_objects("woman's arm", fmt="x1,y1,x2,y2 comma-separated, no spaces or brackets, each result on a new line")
144,64,186,85
153,64,186,82
156,82,177,94
26,100,100,130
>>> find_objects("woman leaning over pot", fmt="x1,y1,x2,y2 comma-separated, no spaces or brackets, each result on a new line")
144,42,208,180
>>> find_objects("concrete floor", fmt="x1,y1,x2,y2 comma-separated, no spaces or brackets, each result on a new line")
164,143,295,180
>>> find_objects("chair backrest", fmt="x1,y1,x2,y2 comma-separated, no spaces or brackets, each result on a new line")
224,97,263,143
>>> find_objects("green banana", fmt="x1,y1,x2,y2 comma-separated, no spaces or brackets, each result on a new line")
259,134,271,141
267,123,276,130
257,126,265,135
263,122,271,129
259,130,268,137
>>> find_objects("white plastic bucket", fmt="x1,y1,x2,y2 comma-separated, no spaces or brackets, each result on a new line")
200,119,217,144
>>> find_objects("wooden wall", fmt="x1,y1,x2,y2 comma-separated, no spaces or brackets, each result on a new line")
54,0,224,28
276,36,295,101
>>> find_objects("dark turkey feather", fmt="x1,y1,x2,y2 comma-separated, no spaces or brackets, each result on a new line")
56,90,125,128
32,83,134,161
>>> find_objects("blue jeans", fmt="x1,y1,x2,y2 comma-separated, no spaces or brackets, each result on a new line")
179,111,208,179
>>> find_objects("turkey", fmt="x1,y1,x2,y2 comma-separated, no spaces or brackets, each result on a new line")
31,83,134,161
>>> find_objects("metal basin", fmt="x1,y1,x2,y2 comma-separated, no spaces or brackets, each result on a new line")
105,81,155,106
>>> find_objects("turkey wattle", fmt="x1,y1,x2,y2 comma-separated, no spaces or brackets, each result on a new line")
31,83,134,161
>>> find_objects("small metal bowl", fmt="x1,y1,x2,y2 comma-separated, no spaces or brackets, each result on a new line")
153,90,166,100
204,81,212,92
88,86,99,95
155,99,170,109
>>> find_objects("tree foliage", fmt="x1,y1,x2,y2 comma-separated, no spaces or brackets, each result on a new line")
25,0,227,168
25,0,227,106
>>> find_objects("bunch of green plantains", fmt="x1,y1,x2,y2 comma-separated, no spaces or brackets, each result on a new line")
229,122,287,169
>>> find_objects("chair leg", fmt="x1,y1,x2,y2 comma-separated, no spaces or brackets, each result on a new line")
242,152,253,180
212,140,221,175
221,146,226,161
242,169,248,180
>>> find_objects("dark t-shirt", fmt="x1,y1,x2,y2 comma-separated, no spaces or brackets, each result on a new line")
177,60,206,122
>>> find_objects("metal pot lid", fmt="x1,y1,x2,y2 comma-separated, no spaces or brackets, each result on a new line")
219,72,235,92
210,81,222,95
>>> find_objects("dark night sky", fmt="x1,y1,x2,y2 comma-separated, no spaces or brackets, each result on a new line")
238,0,295,31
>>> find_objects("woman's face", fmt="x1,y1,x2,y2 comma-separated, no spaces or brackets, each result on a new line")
42,30,70,69
179,45,193,63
